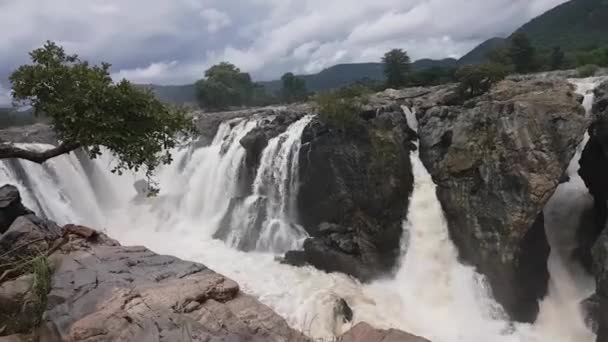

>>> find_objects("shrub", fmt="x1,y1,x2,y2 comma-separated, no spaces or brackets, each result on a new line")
578,64,599,78
456,63,508,98
314,90,366,129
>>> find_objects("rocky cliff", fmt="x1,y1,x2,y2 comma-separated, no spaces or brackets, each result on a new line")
581,80,608,341
284,104,416,281
415,78,586,322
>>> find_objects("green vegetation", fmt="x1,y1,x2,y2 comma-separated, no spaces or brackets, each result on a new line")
369,130,399,178
195,62,277,109
382,49,411,89
6,41,193,193
280,72,308,103
31,255,51,324
456,63,507,98
314,88,367,130
508,33,536,73
577,64,599,78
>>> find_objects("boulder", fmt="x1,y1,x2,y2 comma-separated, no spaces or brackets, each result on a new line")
0,275,37,336
417,78,587,322
0,185,33,234
286,105,416,281
338,323,430,342
38,224,308,342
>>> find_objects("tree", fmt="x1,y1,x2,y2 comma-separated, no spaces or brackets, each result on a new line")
550,46,566,70
508,33,536,73
6,41,193,193
280,73,308,103
195,62,255,110
456,63,507,98
382,49,411,89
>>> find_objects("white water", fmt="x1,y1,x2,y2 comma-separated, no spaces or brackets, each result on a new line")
0,85,601,341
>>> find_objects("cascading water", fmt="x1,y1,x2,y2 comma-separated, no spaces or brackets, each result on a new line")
220,115,313,253
0,87,602,341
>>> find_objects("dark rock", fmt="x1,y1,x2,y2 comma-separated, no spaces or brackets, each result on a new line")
334,298,353,323
240,127,271,171
418,78,586,322
0,185,33,234
0,215,61,254
287,106,416,281
583,80,608,342
338,322,431,342
213,196,268,251
582,294,600,334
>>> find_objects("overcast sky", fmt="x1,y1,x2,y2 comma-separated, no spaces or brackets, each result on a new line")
0,0,568,94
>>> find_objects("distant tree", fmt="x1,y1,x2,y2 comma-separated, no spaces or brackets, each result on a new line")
550,46,566,70
508,33,536,73
456,63,507,98
578,64,599,78
487,47,512,66
280,72,308,103
195,62,255,110
382,49,411,89
5,41,193,193
409,67,457,86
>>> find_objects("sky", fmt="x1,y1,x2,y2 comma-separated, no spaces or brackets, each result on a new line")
0,0,569,98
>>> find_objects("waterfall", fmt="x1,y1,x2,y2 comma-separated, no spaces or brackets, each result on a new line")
0,93,601,342
533,77,606,341
219,115,313,253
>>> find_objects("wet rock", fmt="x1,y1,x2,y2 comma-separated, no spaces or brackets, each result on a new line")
334,298,353,323
339,322,431,342
418,78,586,322
288,106,416,281
0,185,33,234
579,80,608,273
582,294,600,334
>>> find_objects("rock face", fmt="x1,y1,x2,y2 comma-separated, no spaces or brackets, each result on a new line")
417,78,587,322
583,80,608,342
0,185,33,234
285,105,416,281
339,323,430,342
0,188,308,342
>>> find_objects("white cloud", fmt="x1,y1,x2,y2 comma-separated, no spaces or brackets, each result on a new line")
200,8,232,33
0,0,570,85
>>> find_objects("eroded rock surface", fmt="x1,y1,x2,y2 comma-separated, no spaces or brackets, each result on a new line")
417,78,586,322
339,323,431,342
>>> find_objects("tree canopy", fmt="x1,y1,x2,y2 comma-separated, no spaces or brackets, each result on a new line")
456,63,507,98
280,72,308,103
6,41,193,193
508,33,536,73
195,62,270,110
382,49,411,89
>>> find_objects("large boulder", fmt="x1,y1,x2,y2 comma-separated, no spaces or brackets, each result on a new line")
38,227,308,342
338,323,430,342
286,105,416,281
417,78,587,322
0,185,33,234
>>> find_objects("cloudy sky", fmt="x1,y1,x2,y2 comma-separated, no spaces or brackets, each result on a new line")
0,0,568,92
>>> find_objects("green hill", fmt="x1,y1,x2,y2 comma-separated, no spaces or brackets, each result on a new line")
458,38,507,65
517,0,608,51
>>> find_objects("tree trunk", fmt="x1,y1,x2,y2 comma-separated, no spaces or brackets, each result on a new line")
0,142,81,164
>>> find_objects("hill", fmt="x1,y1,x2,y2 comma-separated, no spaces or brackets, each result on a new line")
517,0,608,51
458,38,507,65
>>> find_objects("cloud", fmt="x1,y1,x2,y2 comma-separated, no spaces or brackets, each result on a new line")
200,8,232,33
0,0,569,85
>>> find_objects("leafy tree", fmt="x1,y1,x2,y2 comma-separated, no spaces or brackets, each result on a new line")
280,72,308,103
550,46,566,70
382,49,411,89
508,33,536,73
5,41,193,193
195,62,255,110
456,63,507,98
409,66,457,86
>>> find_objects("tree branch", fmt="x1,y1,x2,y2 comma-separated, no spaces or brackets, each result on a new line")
0,142,81,164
